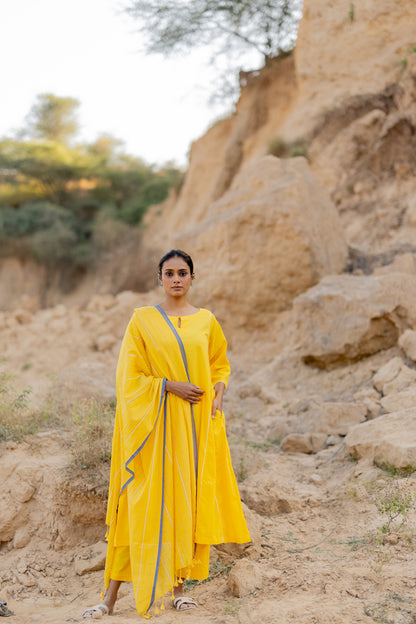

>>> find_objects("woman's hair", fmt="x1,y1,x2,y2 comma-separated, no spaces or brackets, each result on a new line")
158,249,194,276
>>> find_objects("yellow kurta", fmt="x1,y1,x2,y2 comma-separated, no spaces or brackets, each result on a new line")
104,306,250,615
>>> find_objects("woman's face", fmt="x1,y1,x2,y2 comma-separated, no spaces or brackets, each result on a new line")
160,256,193,297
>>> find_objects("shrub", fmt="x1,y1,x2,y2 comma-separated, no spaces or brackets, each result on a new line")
68,398,114,469
0,370,34,441
267,136,309,159
372,481,415,535
0,202,74,239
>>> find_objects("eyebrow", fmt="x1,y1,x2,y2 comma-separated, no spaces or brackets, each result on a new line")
163,267,189,271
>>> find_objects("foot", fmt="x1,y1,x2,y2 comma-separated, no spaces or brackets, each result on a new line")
172,596,198,611
82,602,113,619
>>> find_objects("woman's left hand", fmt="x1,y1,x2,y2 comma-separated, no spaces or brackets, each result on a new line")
212,382,225,418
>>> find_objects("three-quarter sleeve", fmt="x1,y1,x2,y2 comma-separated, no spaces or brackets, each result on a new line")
208,314,231,388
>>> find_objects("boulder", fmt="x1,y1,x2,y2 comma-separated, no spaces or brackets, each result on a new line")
280,433,327,454
228,560,269,598
74,541,107,576
353,387,381,419
239,473,297,516
294,274,416,368
373,357,404,393
307,402,367,436
381,388,416,414
399,329,416,361
345,409,416,468
94,333,117,352
373,358,416,395
176,156,347,329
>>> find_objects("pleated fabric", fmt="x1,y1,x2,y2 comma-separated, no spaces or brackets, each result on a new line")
104,306,250,616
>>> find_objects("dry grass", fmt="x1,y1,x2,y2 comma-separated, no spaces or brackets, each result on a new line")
0,364,115,470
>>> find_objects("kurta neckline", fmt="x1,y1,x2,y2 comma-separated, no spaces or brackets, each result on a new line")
166,309,202,318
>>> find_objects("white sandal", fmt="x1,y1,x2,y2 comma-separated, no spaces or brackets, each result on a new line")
82,603,112,619
172,596,198,611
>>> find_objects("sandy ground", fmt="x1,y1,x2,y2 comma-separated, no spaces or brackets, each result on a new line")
1,433,416,624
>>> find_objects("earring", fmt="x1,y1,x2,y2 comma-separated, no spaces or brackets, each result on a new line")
158,276,163,288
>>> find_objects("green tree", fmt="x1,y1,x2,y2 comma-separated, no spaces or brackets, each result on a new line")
0,94,184,270
0,138,90,205
25,93,80,143
126,0,302,59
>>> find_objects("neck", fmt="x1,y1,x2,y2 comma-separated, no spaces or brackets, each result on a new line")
160,295,199,317
163,295,190,313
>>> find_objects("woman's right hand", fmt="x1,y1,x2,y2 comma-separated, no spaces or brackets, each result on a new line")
165,380,205,404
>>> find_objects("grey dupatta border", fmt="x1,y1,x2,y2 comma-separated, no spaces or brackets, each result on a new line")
145,305,199,614
155,305,199,480
119,377,166,495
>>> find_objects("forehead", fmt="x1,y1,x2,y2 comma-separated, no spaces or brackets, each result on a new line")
161,256,190,271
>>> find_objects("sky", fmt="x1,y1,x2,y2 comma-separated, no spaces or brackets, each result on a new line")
0,0,240,166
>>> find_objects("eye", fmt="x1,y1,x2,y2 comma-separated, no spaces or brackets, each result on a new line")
165,271,173,277
179,271,188,277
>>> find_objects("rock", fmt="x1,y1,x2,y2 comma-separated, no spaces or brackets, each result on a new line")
294,0,416,132
16,573,37,588
373,357,404,393
13,528,31,549
228,560,265,597
374,253,416,276
0,502,20,542
240,474,296,515
12,481,36,504
13,309,33,325
294,274,416,368
74,541,107,576
373,358,416,395
280,433,327,454
327,435,343,446
176,156,347,330
86,294,117,312
345,409,416,468
381,388,416,414
51,304,67,319
354,387,381,419
399,329,416,361
308,402,367,436
94,333,117,352
17,294,40,314
278,400,367,440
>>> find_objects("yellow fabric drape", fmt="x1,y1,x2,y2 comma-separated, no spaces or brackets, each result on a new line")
104,306,250,615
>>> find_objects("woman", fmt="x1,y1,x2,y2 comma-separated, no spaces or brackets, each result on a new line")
83,249,250,618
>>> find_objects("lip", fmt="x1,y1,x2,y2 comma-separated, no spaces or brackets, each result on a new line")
172,286,182,290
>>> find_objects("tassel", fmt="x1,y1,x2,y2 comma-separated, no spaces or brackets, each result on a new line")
142,612,152,620
161,597,165,611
